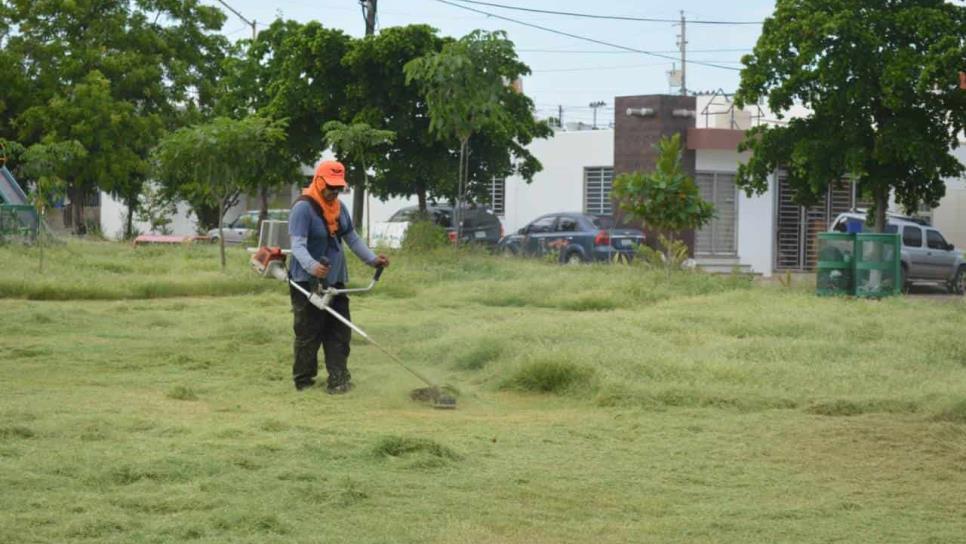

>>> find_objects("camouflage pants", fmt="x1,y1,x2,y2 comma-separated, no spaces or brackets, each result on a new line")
290,282,351,389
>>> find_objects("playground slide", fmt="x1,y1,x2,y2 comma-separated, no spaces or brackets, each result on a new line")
0,166,30,206
0,166,41,234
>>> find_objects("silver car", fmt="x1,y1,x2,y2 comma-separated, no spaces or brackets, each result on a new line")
831,212,966,294
208,209,289,245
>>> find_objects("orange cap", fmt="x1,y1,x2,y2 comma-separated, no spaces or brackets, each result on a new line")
314,160,347,187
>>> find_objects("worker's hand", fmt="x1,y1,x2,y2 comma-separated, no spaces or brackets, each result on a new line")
311,261,330,278
373,255,390,268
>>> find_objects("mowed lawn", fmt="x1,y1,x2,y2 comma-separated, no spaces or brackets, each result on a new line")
2,241,965,543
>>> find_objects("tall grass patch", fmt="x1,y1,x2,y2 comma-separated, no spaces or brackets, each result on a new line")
501,357,596,394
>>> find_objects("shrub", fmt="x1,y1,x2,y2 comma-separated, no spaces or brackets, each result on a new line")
401,220,449,251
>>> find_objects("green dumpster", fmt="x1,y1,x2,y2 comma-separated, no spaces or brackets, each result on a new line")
853,233,901,298
816,232,855,296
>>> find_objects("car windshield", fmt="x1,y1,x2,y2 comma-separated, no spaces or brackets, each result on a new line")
389,207,453,228
590,216,614,229
388,208,420,222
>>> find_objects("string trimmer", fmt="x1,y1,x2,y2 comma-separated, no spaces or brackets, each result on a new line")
250,247,457,409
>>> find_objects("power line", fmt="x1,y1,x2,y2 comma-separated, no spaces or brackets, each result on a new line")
212,0,256,39
431,0,742,72
518,48,753,55
533,62,668,73
444,0,763,25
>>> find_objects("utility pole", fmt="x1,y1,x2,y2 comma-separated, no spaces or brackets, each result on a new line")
215,0,256,41
359,0,377,242
677,10,687,96
589,101,605,129
362,0,378,35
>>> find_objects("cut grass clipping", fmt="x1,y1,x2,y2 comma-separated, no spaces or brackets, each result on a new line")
165,385,199,401
373,435,462,469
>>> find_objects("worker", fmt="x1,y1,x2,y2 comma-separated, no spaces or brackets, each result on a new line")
288,160,389,393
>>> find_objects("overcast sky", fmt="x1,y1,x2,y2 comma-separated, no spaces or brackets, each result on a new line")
211,0,779,125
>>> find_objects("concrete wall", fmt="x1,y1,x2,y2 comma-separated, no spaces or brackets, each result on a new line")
100,189,198,239
614,95,697,249
502,129,612,233
932,144,966,248
694,149,774,276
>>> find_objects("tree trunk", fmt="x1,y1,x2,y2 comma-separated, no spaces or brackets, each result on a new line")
38,205,45,274
869,186,889,289
218,197,226,271
873,186,888,234
125,194,136,239
361,159,370,245
353,170,365,236
417,186,427,212
68,185,86,235
258,185,269,241
455,137,469,246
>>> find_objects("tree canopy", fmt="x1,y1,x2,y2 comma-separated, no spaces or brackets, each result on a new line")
0,0,228,236
404,29,550,234
613,134,715,236
152,116,287,268
1,8,550,239
734,0,966,232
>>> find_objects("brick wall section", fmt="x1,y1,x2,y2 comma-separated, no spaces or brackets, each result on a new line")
613,95,697,253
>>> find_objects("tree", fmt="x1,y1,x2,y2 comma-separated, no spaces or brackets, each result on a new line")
16,140,87,271
343,25,454,212
18,71,163,236
734,0,966,232
612,134,715,271
322,121,395,243
404,29,550,239
217,20,352,224
152,116,287,269
1,0,228,235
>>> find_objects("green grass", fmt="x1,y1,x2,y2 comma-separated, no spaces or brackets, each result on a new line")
2,241,966,543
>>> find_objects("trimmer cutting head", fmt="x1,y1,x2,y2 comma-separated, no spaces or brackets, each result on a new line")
410,387,458,410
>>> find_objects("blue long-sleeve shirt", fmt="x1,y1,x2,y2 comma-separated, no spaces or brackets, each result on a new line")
288,200,377,284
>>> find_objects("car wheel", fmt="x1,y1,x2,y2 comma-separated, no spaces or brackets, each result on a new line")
501,245,516,258
900,264,910,294
950,266,966,295
564,251,584,265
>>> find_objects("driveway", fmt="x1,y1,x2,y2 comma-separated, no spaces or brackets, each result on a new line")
906,283,964,302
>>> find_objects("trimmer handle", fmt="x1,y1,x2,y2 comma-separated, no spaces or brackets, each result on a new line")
318,257,331,290
374,265,385,282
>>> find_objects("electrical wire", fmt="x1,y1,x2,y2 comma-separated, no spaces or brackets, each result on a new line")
533,62,669,73
444,0,763,25
518,48,753,54
431,0,742,71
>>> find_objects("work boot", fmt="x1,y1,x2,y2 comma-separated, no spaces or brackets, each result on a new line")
325,372,353,395
325,382,352,395
295,378,316,391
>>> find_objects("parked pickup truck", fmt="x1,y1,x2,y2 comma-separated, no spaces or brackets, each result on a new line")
831,211,966,294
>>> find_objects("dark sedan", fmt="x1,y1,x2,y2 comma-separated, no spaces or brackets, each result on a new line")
498,213,645,263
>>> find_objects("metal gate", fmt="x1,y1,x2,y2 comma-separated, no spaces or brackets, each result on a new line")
776,174,862,270
695,171,737,256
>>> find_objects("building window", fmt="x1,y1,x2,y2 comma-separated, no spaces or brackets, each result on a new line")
489,177,505,216
583,166,613,216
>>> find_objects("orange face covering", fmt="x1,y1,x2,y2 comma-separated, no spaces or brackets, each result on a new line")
302,178,341,236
